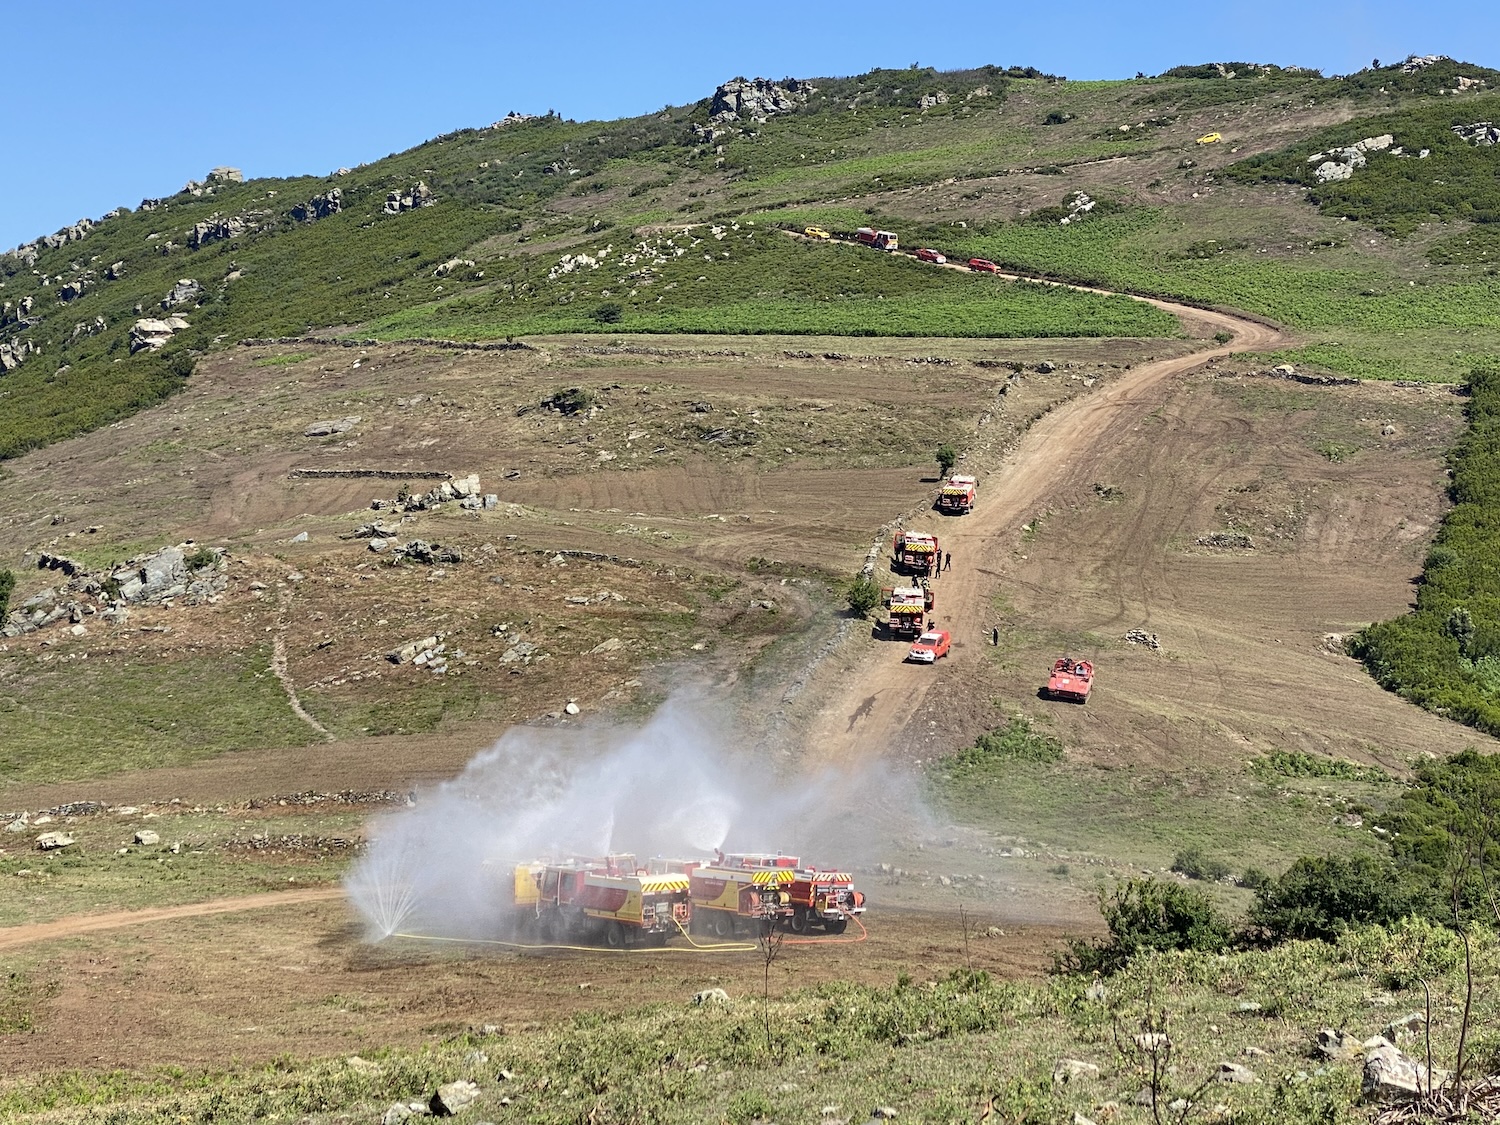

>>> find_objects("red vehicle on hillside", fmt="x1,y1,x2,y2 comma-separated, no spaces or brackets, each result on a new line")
915,247,947,264
906,630,951,664
1044,657,1094,703
967,257,999,273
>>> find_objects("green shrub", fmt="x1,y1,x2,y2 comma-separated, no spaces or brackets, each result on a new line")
0,570,12,623
591,301,623,325
1352,364,1500,734
935,443,958,476
1065,877,1231,973
1243,854,1420,944
1171,847,1232,882
845,574,881,618
1381,748,1500,921
1240,866,1271,891
951,718,1064,770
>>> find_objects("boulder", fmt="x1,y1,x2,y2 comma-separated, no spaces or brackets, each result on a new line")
291,189,343,223
1052,1059,1099,1085
692,987,730,1006
1314,161,1355,183
107,260,126,280
1363,1043,1431,1102
207,167,244,184
160,279,202,309
1216,1062,1257,1084
383,182,435,215
134,829,160,846
304,416,361,437
1383,1012,1426,1045
430,1080,480,1116
188,215,249,249
36,831,75,850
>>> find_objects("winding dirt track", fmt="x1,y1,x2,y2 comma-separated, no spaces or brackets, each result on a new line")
0,888,344,951
808,285,1289,763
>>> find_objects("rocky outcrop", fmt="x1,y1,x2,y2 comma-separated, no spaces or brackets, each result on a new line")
382,181,434,214
709,77,815,124
106,260,126,280
70,316,108,341
1453,121,1500,146
129,316,190,353
57,278,92,302
2,545,227,639
371,474,483,513
189,215,250,248
1307,134,1394,183
181,167,244,196
161,279,202,309
432,257,475,278
489,111,539,128
0,339,39,371
290,188,342,222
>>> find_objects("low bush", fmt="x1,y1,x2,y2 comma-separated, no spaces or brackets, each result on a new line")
1170,847,1232,882
845,574,881,618
0,570,13,622
1065,877,1232,973
1243,853,1420,944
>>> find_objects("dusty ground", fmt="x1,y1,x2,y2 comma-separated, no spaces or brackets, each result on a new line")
0,896,1083,1073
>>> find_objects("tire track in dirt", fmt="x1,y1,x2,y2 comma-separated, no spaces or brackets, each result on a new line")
0,888,344,951
801,287,1288,766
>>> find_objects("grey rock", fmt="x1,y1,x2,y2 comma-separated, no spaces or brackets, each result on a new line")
1052,1059,1099,1085
564,702,581,716
483,494,499,509
129,317,187,354
304,416,361,437
369,538,390,553
36,831,76,850
1035,361,1057,373
430,1080,480,1115
134,829,161,846
1317,1028,1365,1062
1383,1012,1426,1045
289,532,309,544
1363,1043,1430,1102
692,987,730,1006
870,1109,898,1120
291,188,342,223
160,278,202,309
1217,1062,1258,1084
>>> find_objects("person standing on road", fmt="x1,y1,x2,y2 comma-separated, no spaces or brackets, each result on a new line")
944,551,952,572
992,627,999,646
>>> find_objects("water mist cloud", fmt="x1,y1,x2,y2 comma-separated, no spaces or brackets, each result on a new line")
345,693,933,941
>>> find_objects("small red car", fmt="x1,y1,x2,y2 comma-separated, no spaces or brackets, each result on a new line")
915,247,947,264
906,630,951,664
967,257,999,273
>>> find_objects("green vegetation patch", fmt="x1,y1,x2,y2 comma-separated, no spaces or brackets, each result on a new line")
1251,750,1392,784
1225,94,1500,235
1352,364,1500,733
368,229,1178,341
0,646,317,784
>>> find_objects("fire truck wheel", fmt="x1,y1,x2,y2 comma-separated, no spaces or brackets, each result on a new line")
788,908,810,934
604,921,626,950
541,911,564,944
826,918,849,935
711,912,734,939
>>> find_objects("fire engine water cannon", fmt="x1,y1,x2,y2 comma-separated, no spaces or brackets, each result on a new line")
938,474,977,514
513,853,692,948
882,584,932,641
855,226,899,251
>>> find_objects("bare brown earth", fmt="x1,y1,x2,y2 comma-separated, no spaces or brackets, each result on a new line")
0,897,1078,1073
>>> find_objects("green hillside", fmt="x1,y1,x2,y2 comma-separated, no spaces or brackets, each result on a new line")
5,56,1500,458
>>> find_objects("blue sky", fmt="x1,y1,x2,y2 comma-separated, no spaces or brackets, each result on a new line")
3,0,1494,251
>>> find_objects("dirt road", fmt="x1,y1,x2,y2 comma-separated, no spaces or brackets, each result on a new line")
811,294,1288,763
0,887,344,951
